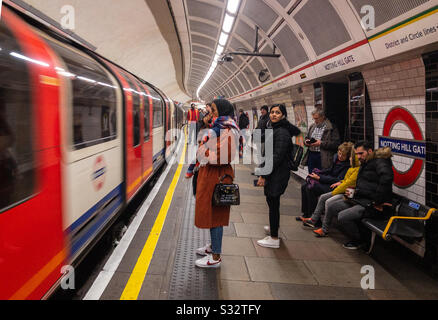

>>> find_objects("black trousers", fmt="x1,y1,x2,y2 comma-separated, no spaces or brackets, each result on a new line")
266,196,281,238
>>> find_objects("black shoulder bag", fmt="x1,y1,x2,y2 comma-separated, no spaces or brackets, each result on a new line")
289,144,304,171
212,174,240,206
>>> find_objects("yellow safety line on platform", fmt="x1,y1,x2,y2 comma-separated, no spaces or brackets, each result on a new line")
120,129,187,300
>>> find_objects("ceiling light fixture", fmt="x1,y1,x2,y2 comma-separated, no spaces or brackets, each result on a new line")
222,14,235,33
227,0,240,15
218,32,229,46
196,0,241,100
216,45,224,55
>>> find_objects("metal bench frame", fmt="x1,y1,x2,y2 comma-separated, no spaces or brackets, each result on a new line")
362,200,437,255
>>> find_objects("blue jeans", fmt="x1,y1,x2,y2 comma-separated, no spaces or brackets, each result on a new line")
210,227,223,254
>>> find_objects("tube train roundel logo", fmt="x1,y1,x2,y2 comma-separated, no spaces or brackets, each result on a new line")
92,155,107,191
378,107,425,188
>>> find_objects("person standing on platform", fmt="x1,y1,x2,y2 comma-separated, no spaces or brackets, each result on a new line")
255,104,299,249
252,105,269,175
187,103,200,145
301,109,341,173
238,109,249,158
194,99,240,268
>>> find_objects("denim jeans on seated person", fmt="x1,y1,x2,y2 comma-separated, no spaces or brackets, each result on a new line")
310,192,344,223
210,226,223,254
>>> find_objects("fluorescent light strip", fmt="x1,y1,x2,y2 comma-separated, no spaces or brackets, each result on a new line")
10,52,50,67
218,32,229,46
222,14,235,33
196,0,241,100
227,0,240,14
77,76,96,83
216,45,224,55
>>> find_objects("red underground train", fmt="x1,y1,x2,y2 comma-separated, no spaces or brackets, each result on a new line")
0,5,185,299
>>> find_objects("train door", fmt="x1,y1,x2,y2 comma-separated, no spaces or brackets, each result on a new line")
44,37,123,263
165,98,171,150
147,85,165,169
0,9,65,299
120,71,143,200
139,83,153,183
166,99,178,157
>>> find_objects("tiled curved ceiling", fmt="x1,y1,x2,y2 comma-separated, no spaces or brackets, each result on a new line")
178,0,431,102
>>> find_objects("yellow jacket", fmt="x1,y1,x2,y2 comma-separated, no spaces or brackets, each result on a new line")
331,155,360,196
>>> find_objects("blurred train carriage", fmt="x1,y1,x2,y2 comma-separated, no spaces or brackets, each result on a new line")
0,5,184,299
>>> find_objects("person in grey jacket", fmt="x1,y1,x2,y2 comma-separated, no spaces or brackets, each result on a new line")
301,109,341,173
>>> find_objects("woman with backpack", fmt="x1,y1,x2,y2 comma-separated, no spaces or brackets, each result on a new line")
256,104,300,248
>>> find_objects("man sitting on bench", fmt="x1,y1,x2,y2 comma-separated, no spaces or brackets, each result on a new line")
328,141,394,250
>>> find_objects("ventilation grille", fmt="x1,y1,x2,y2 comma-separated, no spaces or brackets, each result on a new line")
192,45,214,57
273,24,308,69
237,72,251,91
191,34,216,48
186,0,222,21
294,0,351,56
232,78,244,93
242,0,279,32
235,21,257,47
350,0,430,28
189,20,219,39
277,0,291,8
261,44,286,78
244,66,259,87
250,58,265,75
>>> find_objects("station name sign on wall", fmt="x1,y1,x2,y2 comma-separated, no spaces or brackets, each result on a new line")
378,136,426,159
380,107,425,188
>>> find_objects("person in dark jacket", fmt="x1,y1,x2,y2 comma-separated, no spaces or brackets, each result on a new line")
238,109,250,158
298,142,352,221
238,109,249,130
327,141,394,250
255,104,299,248
256,105,269,143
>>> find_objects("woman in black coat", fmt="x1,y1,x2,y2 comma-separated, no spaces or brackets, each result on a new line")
256,104,300,248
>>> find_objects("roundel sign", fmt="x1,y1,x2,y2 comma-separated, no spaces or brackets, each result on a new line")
92,155,107,191
378,107,425,188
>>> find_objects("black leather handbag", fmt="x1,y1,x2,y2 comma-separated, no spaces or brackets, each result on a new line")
212,174,240,206
289,144,304,171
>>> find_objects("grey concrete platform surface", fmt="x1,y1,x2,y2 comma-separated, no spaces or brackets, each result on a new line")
98,161,438,300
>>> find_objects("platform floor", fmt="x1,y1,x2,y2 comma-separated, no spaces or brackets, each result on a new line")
86,141,438,300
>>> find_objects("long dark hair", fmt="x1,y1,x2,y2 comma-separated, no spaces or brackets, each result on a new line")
213,99,235,117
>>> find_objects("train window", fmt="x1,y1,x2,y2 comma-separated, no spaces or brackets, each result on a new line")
0,23,35,211
149,87,163,128
45,40,118,150
122,74,141,147
139,85,150,141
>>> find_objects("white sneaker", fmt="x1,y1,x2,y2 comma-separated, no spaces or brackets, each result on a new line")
257,236,280,249
196,243,212,256
195,254,221,268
